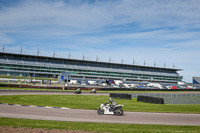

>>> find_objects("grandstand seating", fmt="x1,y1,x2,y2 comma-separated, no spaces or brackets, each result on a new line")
52,62,63,68
23,60,37,66
0,52,182,83
0,58,6,63
0,55,179,77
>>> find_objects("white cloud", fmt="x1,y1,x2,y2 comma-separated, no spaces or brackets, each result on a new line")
0,0,200,82
0,0,199,32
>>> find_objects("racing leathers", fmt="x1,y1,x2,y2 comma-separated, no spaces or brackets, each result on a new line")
104,98,117,111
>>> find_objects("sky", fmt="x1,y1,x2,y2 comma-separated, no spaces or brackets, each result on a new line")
0,0,200,83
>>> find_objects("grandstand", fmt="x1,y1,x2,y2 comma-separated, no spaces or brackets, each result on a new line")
193,77,200,84
0,52,183,83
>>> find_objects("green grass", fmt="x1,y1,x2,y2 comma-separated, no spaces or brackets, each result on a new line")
0,95,105,110
0,117,200,133
0,95,200,113
0,91,200,133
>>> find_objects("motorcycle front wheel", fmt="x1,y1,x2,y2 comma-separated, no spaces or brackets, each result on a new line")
114,108,123,116
97,108,104,115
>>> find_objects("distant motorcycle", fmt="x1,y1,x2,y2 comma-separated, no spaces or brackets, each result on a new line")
97,103,124,116
74,89,81,94
90,89,96,93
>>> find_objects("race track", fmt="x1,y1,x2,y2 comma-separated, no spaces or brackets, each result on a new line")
0,90,200,126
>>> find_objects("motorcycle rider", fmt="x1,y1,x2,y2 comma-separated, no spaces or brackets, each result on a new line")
104,98,117,111
91,88,96,93
76,88,81,93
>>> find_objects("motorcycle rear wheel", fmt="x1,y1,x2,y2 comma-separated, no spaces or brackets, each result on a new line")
97,108,104,115
114,108,123,116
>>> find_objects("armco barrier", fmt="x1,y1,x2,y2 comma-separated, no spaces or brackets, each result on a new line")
137,95,164,104
110,93,131,99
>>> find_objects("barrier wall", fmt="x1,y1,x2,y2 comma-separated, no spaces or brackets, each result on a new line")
110,93,131,99
137,95,164,104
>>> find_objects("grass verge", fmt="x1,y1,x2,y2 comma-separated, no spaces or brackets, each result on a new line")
0,95,200,113
0,117,200,133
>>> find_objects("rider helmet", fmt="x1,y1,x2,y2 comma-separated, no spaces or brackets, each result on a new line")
108,97,113,102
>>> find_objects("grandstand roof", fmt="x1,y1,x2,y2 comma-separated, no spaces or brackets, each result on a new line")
193,77,200,84
0,52,182,72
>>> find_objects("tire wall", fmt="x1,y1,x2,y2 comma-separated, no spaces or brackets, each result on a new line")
137,95,164,104
110,93,131,99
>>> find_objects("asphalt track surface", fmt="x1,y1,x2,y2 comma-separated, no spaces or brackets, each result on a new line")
0,90,200,126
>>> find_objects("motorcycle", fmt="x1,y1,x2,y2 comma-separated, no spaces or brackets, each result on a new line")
90,89,96,93
97,103,124,116
74,89,81,94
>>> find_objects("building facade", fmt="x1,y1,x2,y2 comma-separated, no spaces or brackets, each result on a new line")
193,77,200,84
0,52,183,83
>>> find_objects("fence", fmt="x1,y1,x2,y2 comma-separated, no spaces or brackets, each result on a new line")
131,93,200,98
163,98,200,104
132,93,200,104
